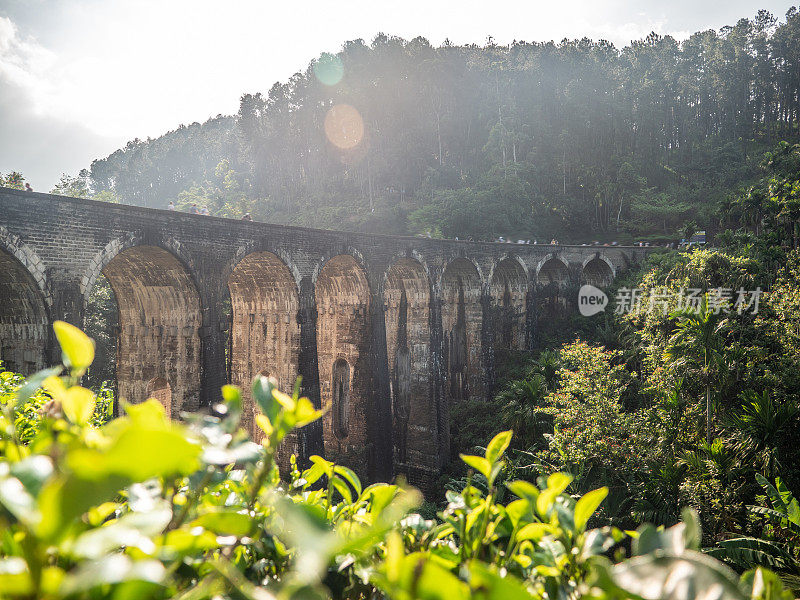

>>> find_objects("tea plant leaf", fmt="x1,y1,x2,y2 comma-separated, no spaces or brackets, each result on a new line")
485,430,512,464
62,386,96,425
574,487,608,531
333,465,362,496
460,454,491,480
53,321,95,375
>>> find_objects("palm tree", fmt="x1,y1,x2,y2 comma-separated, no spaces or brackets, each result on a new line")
725,390,799,478
664,294,728,444
497,374,549,447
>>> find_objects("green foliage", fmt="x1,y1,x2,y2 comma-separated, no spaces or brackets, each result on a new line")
86,9,800,241
0,172,27,190
0,323,789,599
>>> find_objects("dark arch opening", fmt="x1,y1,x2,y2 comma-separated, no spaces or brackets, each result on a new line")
84,274,119,389
332,358,350,440
0,250,47,375
490,258,527,351
315,255,371,470
537,257,569,320
384,258,432,465
228,252,300,439
582,257,614,288
537,257,569,287
441,258,482,404
103,245,202,416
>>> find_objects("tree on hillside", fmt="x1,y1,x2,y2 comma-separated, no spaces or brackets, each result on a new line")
665,295,729,444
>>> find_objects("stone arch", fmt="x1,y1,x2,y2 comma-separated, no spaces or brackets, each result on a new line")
102,245,202,416
227,251,301,439
223,243,302,297
581,255,615,288
535,255,570,285
441,257,483,403
384,257,432,466
0,248,49,374
315,254,372,471
536,256,570,319
489,257,527,350
0,226,49,303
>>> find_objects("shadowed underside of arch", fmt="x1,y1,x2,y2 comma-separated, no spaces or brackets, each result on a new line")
228,251,300,441
384,258,433,468
0,250,47,375
103,245,202,417
315,255,372,473
537,257,570,320
582,257,614,288
441,258,483,404
490,259,527,351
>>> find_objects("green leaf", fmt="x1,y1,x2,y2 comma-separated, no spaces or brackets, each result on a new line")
62,386,96,425
505,499,531,528
11,455,53,497
53,321,95,374
756,473,787,513
516,522,549,542
0,558,31,596
460,454,491,480
13,366,62,408
574,487,608,531
535,473,572,519
333,465,362,496
742,567,795,600
394,553,470,600
0,473,39,526
546,472,572,494
467,560,532,600
485,430,512,464
59,556,165,595
252,376,279,423
506,480,539,500
67,426,200,482
331,476,353,504
610,550,746,600
193,508,252,537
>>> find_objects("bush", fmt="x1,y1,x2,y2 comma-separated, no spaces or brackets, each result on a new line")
0,322,791,599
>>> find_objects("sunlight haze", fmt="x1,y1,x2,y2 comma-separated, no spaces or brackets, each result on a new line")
0,0,795,189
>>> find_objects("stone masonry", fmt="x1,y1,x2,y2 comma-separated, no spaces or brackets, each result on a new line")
0,188,653,488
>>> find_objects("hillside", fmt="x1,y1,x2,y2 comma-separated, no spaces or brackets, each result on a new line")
88,7,800,242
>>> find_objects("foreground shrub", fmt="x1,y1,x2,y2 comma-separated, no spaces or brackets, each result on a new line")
0,322,791,599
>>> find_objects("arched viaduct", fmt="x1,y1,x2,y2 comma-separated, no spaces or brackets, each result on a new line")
0,188,652,486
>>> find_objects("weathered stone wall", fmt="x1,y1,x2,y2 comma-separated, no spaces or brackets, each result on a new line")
0,251,48,374
489,257,528,351
315,255,373,478
384,258,435,477
0,187,654,489
228,251,301,440
103,245,202,417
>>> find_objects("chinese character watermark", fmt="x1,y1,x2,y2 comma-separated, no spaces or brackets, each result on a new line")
605,287,762,316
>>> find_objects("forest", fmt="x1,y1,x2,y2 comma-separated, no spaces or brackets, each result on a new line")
61,6,800,243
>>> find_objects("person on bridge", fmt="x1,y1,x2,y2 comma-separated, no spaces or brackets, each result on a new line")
24,183,33,192
167,201,176,211
190,203,200,214
200,206,210,216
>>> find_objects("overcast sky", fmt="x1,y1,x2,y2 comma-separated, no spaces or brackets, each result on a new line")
0,0,796,191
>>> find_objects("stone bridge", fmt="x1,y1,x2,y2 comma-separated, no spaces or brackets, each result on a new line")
0,188,652,485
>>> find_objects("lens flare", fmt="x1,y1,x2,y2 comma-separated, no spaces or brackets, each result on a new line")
313,53,344,86
324,104,364,150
